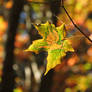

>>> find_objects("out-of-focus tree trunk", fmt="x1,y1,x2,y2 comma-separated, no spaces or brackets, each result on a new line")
0,0,26,92
39,0,61,92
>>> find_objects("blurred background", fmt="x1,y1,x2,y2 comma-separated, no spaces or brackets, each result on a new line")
0,0,92,92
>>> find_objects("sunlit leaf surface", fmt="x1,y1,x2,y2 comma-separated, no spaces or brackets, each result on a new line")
25,21,74,75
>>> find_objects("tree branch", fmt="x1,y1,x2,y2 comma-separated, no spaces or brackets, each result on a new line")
61,0,92,43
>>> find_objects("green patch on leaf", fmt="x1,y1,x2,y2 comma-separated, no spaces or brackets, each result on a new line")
25,39,48,54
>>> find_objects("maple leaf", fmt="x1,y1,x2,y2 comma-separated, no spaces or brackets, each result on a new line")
25,21,74,75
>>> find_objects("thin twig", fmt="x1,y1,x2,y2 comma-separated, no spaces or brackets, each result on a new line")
61,0,92,43
28,1,48,4
28,1,60,4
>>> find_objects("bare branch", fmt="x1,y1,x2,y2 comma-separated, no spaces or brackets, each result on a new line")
61,0,92,43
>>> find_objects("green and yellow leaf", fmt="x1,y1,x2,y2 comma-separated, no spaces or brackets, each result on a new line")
25,21,74,75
